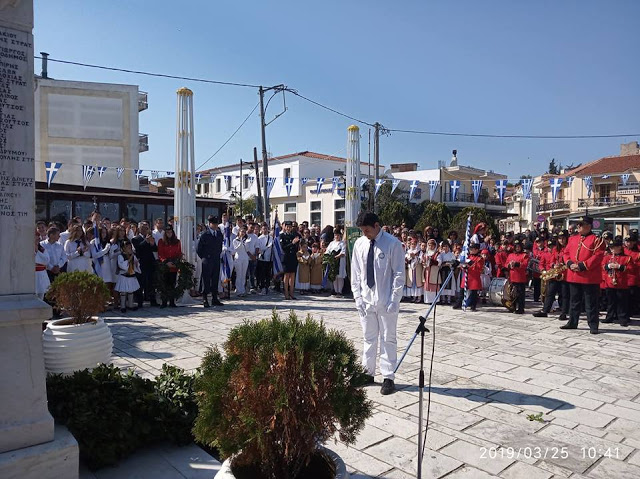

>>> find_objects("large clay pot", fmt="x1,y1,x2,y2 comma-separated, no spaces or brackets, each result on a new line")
42,318,113,374
215,446,349,479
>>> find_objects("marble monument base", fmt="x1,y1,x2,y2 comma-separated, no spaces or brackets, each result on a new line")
0,425,78,479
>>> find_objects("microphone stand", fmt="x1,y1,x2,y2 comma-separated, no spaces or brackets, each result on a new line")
394,268,454,479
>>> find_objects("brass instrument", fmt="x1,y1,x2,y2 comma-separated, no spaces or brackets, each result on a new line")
541,264,567,282
501,281,518,312
609,268,618,286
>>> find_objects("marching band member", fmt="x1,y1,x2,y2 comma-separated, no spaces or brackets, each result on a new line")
460,243,484,311
561,216,605,334
506,239,529,314
404,236,423,303
602,238,634,326
533,235,568,320
531,237,547,302
495,240,510,278
351,213,405,396
470,223,487,250
624,234,639,316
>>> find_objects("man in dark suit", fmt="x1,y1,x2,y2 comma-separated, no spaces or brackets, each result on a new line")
132,221,159,308
197,215,224,307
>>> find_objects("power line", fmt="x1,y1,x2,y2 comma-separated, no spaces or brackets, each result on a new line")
386,128,640,139
285,89,375,127
35,56,261,89
196,102,260,171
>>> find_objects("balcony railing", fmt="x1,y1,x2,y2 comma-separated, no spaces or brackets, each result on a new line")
138,133,149,153
138,91,148,112
444,192,503,206
537,201,570,213
578,197,629,208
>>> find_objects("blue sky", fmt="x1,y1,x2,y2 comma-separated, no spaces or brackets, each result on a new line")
34,0,640,179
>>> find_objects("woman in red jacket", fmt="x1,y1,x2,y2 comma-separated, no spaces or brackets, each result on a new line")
506,239,529,314
157,225,182,308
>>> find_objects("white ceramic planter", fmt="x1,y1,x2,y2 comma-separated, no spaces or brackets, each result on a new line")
216,446,349,479
42,318,113,374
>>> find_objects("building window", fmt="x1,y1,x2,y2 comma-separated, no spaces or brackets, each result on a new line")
146,204,165,224
310,201,321,211
49,199,72,225
203,183,209,195
36,198,47,222
333,170,344,177
226,177,231,192
284,168,291,179
334,199,345,210
243,174,250,189
74,201,94,221
284,202,296,213
126,203,145,223
334,211,345,226
99,202,120,223
311,212,321,225
216,178,222,193
197,206,204,224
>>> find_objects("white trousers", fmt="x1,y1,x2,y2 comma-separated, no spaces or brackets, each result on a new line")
333,277,344,294
360,304,398,380
234,258,249,295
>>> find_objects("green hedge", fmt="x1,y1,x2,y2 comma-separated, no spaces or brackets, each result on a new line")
46,363,198,470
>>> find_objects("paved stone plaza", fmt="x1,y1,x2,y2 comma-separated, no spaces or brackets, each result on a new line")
105,295,640,479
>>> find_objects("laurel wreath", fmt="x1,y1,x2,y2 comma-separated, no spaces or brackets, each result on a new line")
154,258,195,301
322,251,340,282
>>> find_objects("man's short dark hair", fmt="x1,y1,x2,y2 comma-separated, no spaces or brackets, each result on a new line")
357,212,380,228
47,227,60,237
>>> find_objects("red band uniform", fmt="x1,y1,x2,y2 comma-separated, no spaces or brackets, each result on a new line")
602,244,634,326
506,240,529,314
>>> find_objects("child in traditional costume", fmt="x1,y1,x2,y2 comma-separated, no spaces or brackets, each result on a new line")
115,241,141,313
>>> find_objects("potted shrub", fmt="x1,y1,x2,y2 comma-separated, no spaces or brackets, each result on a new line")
43,271,113,374
194,310,372,479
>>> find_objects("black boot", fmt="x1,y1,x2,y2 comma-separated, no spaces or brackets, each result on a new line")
169,299,177,307
558,313,567,321
203,294,210,308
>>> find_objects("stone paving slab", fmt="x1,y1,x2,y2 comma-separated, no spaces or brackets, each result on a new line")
103,292,640,478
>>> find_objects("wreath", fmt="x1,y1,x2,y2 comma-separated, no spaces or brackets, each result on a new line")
154,257,195,301
322,250,340,282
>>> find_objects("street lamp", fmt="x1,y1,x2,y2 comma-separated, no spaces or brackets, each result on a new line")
238,158,254,219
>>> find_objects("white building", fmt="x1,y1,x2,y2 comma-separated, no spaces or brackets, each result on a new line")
500,183,540,233
35,75,148,191
197,151,384,225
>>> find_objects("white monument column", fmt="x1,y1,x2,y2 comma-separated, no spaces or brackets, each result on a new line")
345,124,361,226
174,87,196,304
0,1,79,477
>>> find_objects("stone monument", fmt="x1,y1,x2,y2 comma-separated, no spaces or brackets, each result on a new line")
0,1,79,477
345,125,361,226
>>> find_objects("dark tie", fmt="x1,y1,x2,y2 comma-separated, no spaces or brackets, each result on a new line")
367,239,375,288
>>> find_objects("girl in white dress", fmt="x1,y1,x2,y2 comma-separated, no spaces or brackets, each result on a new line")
90,226,112,283
64,224,92,273
115,241,140,312
404,236,423,302
326,232,347,297
232,225,250,297
35,232,50,301
438,241,457,304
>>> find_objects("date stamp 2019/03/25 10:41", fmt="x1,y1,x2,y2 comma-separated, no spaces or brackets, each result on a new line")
479,446,621,460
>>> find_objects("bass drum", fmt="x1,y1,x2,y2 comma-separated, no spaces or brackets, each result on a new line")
488,277,509,307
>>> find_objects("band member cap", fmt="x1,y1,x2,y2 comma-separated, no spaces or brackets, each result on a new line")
577,216,594,225
602,231,613,239
611,238,623,247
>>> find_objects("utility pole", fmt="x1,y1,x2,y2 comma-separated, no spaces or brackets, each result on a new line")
239,158,243,217
373,122,380,214
253,147,263,220
368,128,372,211
259,86,270,225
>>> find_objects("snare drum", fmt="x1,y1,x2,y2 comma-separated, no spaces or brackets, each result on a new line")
489,277,509,306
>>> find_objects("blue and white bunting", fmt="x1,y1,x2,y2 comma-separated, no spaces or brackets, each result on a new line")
495,179,507,204
360,177,368,188
566,176,575,186
195,173,203,183
82,165,96,190
375,179,385,196
428,180,440,201
391,178,401,194
331,176,340,193
521,178,534,200
301,177,309,186
584,176,593,198
450,180,461,201
248,176,254,188
45,162,62,188
223,175,231,189
315,177,325,195
97,166,107,178
284,176,294,196
134,169,143,180
150,170,159,180
166,171,174,177
471,180,483,203
116,167,125,179
549,177,564,203
601,174,610,179
409,180,419,200
621,173,630,186
266,177,276,198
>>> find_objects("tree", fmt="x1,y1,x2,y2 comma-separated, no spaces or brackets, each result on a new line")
548,158,559,175
233,194,257,218
379,201,411,228
449,207,500,240
415,203,452,233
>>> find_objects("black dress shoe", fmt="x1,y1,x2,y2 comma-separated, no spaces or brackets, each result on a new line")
532,311,548,318
380,379,395,395
558,313,567,321
363,374,375,385
150,302,160,307
560,323,577,329
203,299,210,308
620,321,630,327
160,302,167,309
212,300,224,306
169,300,177,307
601,318,613,323
515,310,524,315
590,330,599,335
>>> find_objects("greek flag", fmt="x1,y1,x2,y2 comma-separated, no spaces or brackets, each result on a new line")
566,175,575,186
166,171,174,176
224,175,231,189
429,180,440,201
221,221,232,284
460,213,472,291
495,179,507,204
150,170,159,180
601,174,610,179
584,176,593,198
272,211,284,275
521,178,534,200
97,166,107,178
391,178,401,194
83,165,96,190
134,169,143,180
471,180,483,203
266,177,276,198
450,180,461,201
621,173,630,186
409,180,419,200
360,177,368,188
549,177,563,203
284,176,294,196
195,173,203,183
375,178,385,196
301,177,309,185
316,177,325,195
44,162,62,188
117,167,125,179
248,176,255,188
331,176,341,193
